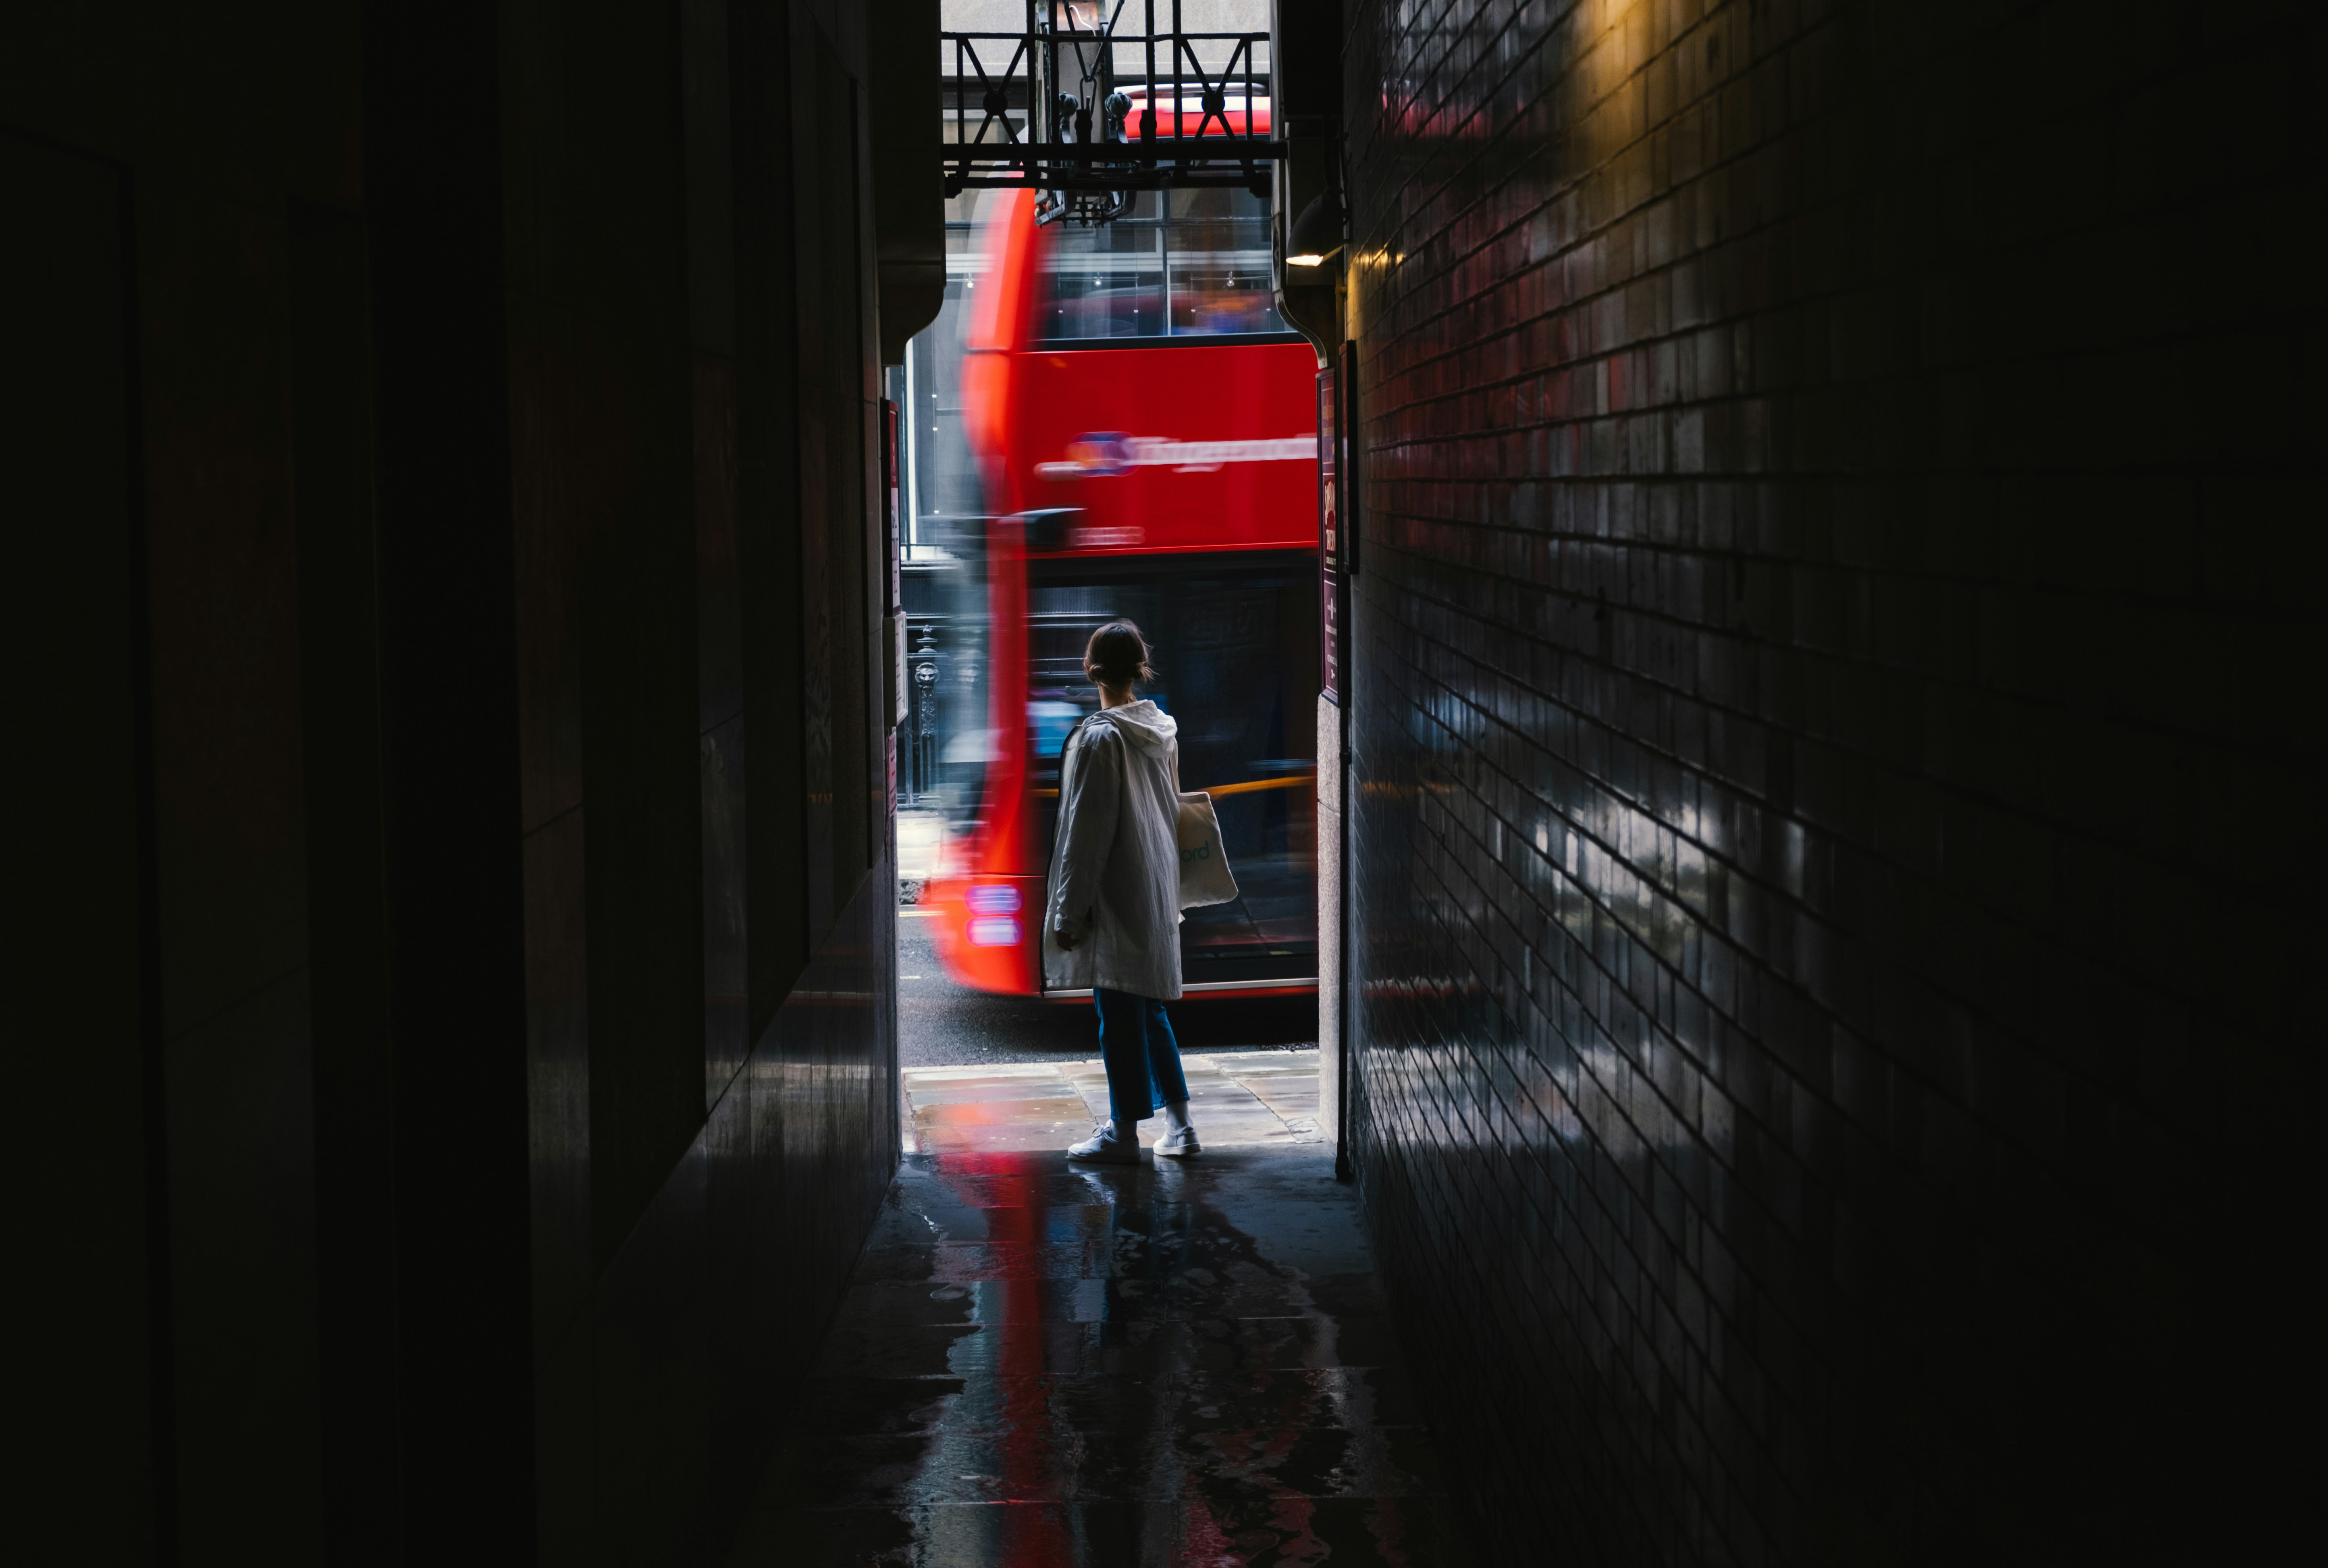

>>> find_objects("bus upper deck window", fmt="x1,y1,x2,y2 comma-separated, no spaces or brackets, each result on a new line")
1035,188,1285,343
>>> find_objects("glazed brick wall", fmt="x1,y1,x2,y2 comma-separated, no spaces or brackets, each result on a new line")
1338,1,2321,1562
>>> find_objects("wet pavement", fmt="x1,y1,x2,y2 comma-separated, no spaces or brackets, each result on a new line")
902,1052,1325,1155
726,1136,1460,1565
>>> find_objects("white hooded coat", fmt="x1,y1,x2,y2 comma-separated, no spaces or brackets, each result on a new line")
1042,700,1183,1000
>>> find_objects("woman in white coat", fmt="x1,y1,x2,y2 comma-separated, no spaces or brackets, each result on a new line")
1046,621,1199,1162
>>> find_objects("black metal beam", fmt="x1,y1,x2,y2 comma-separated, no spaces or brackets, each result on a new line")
938,10,1287,208
949,141,1290,163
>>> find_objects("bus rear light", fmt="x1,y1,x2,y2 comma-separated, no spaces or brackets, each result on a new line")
968,916,1022,947
967,884,1022,914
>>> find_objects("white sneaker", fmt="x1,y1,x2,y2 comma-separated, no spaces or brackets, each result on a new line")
1155,1126,1201,1158
1066,1125,1139,1164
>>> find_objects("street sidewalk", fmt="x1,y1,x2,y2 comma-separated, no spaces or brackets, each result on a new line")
901,1050,1323,1154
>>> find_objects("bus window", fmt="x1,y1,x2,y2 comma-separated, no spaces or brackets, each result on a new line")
1036,191,1166,341
1164,188,1280,337
1035,188,1287,344
1028,555,1318,983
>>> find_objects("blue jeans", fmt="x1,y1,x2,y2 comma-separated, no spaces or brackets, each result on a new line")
1094,988,1189,1125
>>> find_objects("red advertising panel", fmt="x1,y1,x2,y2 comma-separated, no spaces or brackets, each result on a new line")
1001,342,1320,556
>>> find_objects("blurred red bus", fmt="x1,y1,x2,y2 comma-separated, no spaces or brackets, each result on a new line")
918,176,1320,999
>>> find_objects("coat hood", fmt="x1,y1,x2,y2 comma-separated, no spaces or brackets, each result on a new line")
1097,699,1177,755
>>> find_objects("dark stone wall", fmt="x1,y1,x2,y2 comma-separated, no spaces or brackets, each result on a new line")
4,1,904,1560
1338,1,2320,1562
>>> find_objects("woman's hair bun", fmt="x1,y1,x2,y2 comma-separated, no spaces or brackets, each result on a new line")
1083,620,1155,688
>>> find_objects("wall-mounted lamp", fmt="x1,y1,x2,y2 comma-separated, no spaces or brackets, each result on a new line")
1286,191,1346,268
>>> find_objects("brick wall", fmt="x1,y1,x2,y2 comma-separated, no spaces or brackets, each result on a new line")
1339,1,2321,1561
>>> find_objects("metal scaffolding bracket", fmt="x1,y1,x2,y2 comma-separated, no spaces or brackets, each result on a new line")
942,1,1284,222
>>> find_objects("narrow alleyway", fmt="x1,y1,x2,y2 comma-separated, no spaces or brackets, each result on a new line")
18,0,2312,1558
725,1068,1458,1566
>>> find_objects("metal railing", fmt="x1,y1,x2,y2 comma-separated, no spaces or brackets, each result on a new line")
942,0,1283,214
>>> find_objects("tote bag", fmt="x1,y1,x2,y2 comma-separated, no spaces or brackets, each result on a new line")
1176,791,1239,908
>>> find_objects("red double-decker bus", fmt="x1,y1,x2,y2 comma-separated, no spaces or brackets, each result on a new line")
917,173,1320,999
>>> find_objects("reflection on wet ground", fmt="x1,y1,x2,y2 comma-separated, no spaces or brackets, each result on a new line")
728,1146,1460,1566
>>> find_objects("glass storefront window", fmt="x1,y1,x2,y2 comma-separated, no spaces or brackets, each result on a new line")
900,516,990,837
